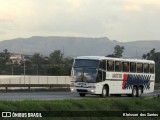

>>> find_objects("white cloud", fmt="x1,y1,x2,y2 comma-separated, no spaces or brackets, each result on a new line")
0,0,160,41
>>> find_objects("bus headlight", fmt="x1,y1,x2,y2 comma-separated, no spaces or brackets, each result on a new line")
91,89,95,93
89,86,96,93
70,83,75,92
71,88,74,91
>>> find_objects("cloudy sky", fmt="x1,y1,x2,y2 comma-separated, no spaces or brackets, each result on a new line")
0,0,160,42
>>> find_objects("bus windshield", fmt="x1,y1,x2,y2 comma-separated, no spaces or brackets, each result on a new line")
74,59,99,68
73,68,97,83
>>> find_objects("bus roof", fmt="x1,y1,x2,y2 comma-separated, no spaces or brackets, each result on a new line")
75,56,155,64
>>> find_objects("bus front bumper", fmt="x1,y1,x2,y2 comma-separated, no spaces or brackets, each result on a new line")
70,87,96,94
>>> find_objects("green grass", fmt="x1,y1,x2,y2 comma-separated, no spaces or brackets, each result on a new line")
0,97,160,120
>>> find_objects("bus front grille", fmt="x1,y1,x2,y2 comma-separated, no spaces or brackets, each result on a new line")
77,89,88,92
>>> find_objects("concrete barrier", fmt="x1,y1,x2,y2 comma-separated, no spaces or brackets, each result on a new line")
0,75,71,90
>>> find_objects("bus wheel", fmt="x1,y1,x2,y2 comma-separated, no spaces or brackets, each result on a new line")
132,86,137,97
101,86,108,97
79,93,86,97
137,87,142,97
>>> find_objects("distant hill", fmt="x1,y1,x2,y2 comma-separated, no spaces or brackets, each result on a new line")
0,36,160,58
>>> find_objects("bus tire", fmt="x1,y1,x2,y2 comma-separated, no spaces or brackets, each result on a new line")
79,93,86,97
137,87,142,97
132,86,137,97
100,86,108,97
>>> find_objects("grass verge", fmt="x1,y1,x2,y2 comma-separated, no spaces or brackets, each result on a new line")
0,97,159,120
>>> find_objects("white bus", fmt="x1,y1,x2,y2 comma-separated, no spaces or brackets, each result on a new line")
70,56,155,97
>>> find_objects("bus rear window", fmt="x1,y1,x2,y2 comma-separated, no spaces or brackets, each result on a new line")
144,63,149,73
149,64,154,73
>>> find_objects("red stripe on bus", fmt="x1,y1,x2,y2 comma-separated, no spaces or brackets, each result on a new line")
122,74,128,89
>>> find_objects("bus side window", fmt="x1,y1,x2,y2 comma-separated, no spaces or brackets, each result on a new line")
115,61,122,72
97,70,102,82
123,62,129,72
137,63,143,73
149,64,154,73
130,62,136,72
107,60,114,71
99,60,106,70
144,63,149,73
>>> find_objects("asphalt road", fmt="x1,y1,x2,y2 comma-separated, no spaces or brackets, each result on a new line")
0,90,159,101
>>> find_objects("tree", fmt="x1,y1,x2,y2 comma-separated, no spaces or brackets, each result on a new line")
63,57,74,75
49,50,63,65
0,49,10,66
113,45,125,58
150,48,155,56
142,48,160,83
30,53,45,75
63,57,73,66
106,54,116,57
143,48,156,60
30,53,46,65
47,66,67,76
142,54,147,59
106,45,125,58
153,52,160,62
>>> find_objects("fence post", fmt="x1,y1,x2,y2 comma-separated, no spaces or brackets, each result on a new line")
19,77,20,84
28,76,30,90
38,76,39,84
57,76,58,84
65,76,66,84
9,78,11,84
19,77,21,84
29,76,31,84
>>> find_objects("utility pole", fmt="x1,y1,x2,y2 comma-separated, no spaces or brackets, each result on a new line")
11,60,14,75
